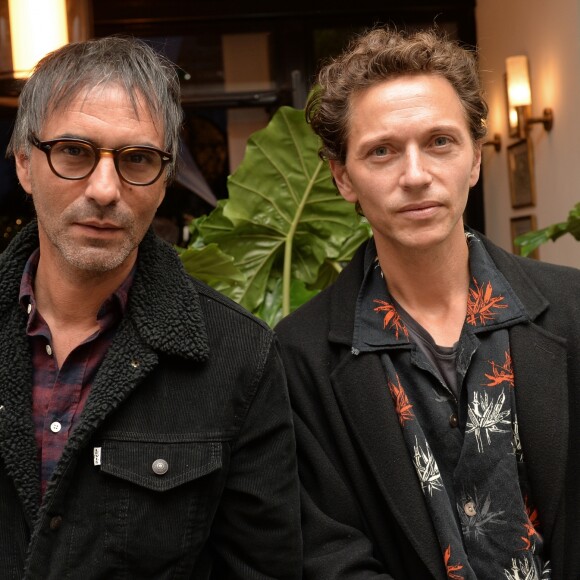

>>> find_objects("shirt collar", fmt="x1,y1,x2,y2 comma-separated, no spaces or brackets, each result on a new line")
352,228,529,354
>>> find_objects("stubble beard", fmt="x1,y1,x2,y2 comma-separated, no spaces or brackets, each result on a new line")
36,201,142,274
51,229,138,273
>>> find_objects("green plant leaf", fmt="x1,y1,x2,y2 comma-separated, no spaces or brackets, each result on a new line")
179,243,245,297
255,277,319,328
515,202,580,257
310,219,373,289
179,105,372,324
225,107,360,245
201,222,285,309
196,106,369,316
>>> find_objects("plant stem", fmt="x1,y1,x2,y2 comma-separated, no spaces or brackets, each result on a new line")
282,161,323,316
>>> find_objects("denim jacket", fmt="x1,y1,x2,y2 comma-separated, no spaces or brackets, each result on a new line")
0,222,302,579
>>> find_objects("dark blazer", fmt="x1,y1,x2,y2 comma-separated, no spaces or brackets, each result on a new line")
0,222,302,579
276,234,580,580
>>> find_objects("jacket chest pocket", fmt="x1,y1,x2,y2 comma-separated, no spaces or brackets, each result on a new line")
100,439,222,491
95,439,225,574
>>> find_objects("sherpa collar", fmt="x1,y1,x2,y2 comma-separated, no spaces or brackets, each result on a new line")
0,220,209,362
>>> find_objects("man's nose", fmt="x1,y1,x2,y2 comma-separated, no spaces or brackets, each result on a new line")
399,147,432,190
83,151,122,205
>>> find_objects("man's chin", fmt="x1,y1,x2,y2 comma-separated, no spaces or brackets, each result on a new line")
60,245,134,274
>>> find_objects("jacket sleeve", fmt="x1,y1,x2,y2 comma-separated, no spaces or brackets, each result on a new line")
278,331,395,579
208,335,303,579
293,411,396,579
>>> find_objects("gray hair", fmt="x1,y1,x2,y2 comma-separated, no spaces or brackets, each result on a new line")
6,35,183,181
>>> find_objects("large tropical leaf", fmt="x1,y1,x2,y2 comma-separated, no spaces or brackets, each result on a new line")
179,243,245,296
255,278,319,328
181,105,370,323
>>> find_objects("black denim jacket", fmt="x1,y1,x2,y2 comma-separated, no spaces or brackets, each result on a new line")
0,222,302,579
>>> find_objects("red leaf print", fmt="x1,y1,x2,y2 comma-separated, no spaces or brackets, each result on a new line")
519,496,540,551
387,374,414,426
373,299,409,340
466,278,508,326
484,350,514,388
444,545,464,579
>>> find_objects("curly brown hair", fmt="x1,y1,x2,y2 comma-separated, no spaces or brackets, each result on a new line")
306,26,488,163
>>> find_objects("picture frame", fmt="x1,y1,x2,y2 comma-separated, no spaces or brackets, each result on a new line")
507,138,536,208
510,214,539,259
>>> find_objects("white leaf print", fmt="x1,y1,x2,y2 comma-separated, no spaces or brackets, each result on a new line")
412,437,443,496
504,556,541,580
512,413,524,462
466,390,511,453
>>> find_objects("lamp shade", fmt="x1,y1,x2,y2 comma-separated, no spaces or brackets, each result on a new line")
8,0,68,78
506,55,532,107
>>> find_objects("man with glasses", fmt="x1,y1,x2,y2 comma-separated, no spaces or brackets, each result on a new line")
1,36,301,578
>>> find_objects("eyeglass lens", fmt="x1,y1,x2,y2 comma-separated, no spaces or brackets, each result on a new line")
48,141,165,184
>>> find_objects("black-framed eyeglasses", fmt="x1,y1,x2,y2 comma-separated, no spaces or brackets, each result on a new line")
30,135,173,186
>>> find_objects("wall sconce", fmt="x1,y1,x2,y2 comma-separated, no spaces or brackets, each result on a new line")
505,55,553,140
0,0,92,106
483,133,502,152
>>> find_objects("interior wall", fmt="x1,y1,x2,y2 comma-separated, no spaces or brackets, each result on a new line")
222,33,272,172
476,0,580,267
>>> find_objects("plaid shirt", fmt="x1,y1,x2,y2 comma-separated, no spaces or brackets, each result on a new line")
19,249,133,497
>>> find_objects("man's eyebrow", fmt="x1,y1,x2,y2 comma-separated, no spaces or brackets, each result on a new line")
357,123,465,146
41,134,161,148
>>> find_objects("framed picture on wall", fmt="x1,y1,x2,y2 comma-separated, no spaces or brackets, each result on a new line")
510,214,539,259
507,139,536,208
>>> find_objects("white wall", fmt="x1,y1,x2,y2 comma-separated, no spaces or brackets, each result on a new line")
476,0,580,267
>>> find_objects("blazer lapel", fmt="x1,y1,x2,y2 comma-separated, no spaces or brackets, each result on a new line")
330,349,446,579
510,322,568,559
326,242,444,578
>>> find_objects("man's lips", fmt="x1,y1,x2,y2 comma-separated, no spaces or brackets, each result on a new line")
398,201,442,217
73,221,124,236
75,221,122,229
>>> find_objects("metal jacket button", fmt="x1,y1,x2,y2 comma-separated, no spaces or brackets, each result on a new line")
50,515,63,530
152,459,169,475
449,413,459,428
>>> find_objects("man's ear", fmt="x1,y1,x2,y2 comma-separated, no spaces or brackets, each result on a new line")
469,143,482,188
329,159,358,205
14,151,32,194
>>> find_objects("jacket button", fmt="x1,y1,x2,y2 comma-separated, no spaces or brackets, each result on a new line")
152,459,169,475
50,515,63,530
449,413,459,428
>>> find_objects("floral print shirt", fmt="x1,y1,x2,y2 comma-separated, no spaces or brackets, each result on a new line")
351,230,550,580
